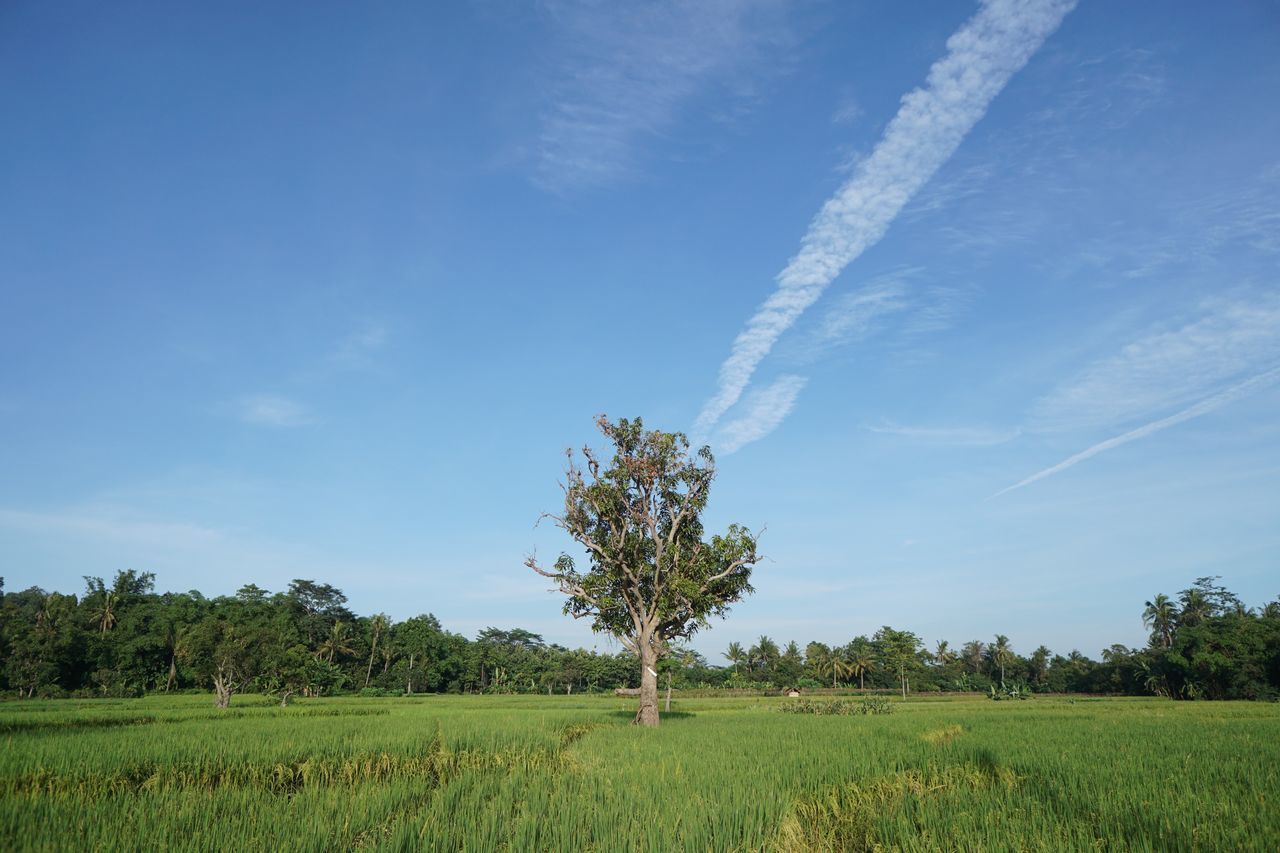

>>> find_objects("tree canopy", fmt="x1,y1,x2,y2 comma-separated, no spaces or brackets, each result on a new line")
527,415,760,724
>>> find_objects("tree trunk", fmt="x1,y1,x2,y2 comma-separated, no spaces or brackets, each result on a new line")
665,671,672,712
213,674,232,709
635,641,660,726
165,654,177,692
407,653,415,695
279,689,294,708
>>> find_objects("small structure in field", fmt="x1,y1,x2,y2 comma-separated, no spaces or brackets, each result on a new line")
785,687,801,698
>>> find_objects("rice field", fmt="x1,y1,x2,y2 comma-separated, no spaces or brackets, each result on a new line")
2,693,1277,851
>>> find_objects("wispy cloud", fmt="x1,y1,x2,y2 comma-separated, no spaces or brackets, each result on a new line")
830,93,863,126
535,0,795,191
713,374,808,454
332,321,389,367
1032,295,1280,432
694,0,1077,442
867,422,1021,446
0,506,224,552
812,276,912,346
237,394,313,428
993,367,1280,498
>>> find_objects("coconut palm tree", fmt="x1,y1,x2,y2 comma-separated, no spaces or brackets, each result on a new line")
750,636,780,679
318,620,355,663
1142,594,1177,648
93,590,118,636
723,642,746,673
933,640,954,667
1179,589,1212,627
989,635,1013,685
848,653,874,692
811,648,851,689
364,613,390,687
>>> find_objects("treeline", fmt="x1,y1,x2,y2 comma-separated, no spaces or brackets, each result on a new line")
0,573,642,704
1,573,1276,703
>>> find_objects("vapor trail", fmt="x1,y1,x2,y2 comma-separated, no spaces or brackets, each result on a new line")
990,367,1280,498
694,0,1077,443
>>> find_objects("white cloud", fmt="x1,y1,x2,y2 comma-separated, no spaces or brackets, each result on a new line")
238,394,313,428
993,366,1280,498
713,374,808,454
813,278,912,346
1032,295,1280,432
694,0,1077,441
535,0,795,191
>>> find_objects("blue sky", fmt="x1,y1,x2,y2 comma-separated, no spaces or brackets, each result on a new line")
3,0,1278,660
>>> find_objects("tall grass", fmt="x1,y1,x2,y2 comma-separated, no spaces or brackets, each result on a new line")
2,694,1277,850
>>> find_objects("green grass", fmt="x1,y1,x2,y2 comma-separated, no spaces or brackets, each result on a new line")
2,693,1277,851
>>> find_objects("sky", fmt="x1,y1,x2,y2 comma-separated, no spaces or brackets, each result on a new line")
2,0,1278,661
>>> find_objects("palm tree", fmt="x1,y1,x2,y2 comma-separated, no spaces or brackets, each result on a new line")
961,640,986,674
723,642,746,673
811,648,850,689
933,640,954,667
93,590,118,636
848,654,874,692
318,621,355,663
1142,594,1177,648
989,635,1013,685
750,636,779,679
364,613,390,688
1263,601,1280,620
1179,589,1212,627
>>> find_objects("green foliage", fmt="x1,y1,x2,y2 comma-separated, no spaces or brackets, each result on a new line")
778,696,893,716
530,415,759,645
987,680,1033,701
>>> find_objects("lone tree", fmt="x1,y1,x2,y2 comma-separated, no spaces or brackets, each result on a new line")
526,415,760,726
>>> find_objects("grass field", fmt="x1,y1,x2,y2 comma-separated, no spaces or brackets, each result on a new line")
2,693,1277,851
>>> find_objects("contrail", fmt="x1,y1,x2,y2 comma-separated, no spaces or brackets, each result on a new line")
990,367,1280,499
694,0,1078,443
716,374,808,453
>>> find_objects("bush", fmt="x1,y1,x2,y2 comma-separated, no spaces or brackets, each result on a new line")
358,687,399,697
987,681,1033,701
779,697,893,716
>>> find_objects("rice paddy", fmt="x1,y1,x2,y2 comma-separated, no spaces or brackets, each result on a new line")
3,693,1277,851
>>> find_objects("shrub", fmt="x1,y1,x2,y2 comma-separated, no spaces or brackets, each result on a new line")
778,697,893,716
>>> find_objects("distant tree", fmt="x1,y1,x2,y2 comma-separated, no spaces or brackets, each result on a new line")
317,620,355,664
364,613,390,688
777,641,805,686
989,635,1013,685
960,640,986,675
723,641,746,673
749,636,780,679
1143,594,1178,649
845,637,876,691
1028,645,1051,688
811,646,851,689
526,416,760,726
874,627,922,697
933,640,954,668
1179,589,1213,628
